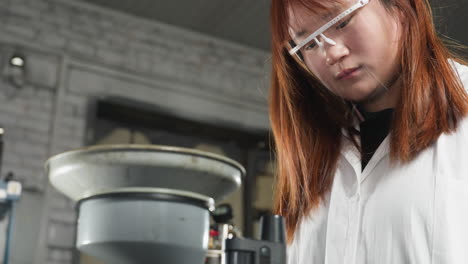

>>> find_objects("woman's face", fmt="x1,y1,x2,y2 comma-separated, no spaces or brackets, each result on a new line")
288,0,403,110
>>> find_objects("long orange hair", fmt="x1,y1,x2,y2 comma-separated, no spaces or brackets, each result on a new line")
270,0,468,242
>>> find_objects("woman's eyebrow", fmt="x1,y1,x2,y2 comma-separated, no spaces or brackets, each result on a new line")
321,3,345,20
321,12,334,20
291,29,309,43
295,30,307,38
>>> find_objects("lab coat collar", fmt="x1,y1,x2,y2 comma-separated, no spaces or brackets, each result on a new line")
340,128,391,184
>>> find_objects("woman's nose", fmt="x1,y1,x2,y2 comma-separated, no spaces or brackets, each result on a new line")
325,43,350,65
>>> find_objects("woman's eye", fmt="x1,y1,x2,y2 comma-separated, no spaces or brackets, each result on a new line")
337,17,352,29
304,42,317,51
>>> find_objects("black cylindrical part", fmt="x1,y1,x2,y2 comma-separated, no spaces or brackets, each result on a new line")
226,251,254,264
259,215,285,243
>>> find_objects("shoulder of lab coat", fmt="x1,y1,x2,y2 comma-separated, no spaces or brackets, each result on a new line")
450,59,468,87
436,59,468,180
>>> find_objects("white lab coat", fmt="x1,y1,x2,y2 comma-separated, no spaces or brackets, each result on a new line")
287,60,468,264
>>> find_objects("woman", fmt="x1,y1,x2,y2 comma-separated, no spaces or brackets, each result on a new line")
269,0,468,263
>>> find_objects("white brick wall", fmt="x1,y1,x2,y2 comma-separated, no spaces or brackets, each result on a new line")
0,84,54,191
0,0,271,263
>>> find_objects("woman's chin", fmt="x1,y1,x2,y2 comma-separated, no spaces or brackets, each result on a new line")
342,89,377,103
328,81,378,102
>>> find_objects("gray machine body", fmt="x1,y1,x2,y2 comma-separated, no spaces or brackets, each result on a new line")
77,196,209,264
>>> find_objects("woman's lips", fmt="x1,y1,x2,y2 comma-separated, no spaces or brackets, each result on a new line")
336,66,362,80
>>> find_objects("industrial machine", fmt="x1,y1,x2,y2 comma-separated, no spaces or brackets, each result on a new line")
45,145,286,264
0,128,22,264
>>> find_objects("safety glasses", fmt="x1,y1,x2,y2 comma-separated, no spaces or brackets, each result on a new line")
289,0,370,60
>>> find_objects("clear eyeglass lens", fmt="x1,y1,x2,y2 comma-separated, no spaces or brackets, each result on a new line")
298,16,352,56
